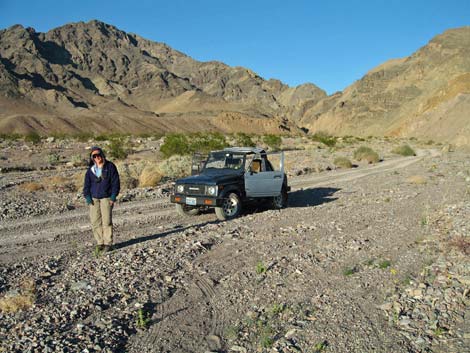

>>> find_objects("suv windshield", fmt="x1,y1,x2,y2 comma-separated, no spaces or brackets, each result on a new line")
203,152,246,171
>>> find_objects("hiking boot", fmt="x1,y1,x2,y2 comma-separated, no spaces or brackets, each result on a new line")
102,245,113,252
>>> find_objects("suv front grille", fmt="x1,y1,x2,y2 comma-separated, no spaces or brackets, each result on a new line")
184,184,205,195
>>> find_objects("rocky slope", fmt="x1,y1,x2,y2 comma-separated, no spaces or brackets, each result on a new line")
299,27,470,146
0,20,325,135
1,21,469,145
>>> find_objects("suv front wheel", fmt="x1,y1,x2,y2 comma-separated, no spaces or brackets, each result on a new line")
215,192,242,221
176,203,200,216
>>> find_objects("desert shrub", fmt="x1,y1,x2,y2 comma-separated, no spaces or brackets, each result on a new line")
0,279,36,313
0,133,21,141
73,172,85,192
73,132,94,142
116,163,138,189
24,132,41,144
139,165,163,187
22,182,44,192
235,132,256,147
311,131,337,147
392,144,416,156
160,133,228,159
448,236,470,255
353,146,380,163
108,138,129,160
262,134,282,151
191,132,228,154
43,176,78,192
46,153,60,165
160,133,191,158
70,154,86,167
407,175,427,185
157,155,192,179
334,156,353,169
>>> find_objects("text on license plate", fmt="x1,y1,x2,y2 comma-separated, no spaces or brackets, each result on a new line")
186,197,197,205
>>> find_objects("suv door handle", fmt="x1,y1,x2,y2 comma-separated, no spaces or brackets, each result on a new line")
273,175,282,179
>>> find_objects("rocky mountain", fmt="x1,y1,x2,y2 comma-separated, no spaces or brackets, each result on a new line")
0,20,326,135
0,21,469,145
298,27,470,146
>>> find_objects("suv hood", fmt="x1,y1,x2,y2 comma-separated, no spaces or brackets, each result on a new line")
177,169,243,185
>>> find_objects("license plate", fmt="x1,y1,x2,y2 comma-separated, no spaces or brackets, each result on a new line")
186,197,197,205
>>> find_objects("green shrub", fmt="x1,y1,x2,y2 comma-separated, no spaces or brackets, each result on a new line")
262,134,282,151
160,133,191,158
311,131,337,147
0,133,21,141
46,153,60,165
333,156,353,169
25,132,41,144
160,133,228,159
256,261,267,274
108,138,129,160
73,132,94,142
70,154,85,167
391,144,416,156
353,146,380,163
235,132,256,147
191,132,228,154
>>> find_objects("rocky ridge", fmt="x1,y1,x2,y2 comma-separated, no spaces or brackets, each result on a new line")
0,20,325,135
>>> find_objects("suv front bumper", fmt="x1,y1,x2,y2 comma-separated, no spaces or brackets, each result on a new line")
170,194,223,207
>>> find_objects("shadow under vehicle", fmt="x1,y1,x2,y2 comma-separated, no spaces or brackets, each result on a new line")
170,147,290,221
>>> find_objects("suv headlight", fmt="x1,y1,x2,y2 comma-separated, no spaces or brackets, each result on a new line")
206,186,217,196
176,184,184,193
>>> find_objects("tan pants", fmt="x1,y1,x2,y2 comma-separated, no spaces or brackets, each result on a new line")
89,198,113,245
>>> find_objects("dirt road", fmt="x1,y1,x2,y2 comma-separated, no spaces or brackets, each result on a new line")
1,149,469,353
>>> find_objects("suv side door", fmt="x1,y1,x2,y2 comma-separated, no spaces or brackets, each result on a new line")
245,152,284,197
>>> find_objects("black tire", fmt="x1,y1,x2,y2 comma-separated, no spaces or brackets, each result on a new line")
176,203,200,217
215,192,242,221
271,186,288,209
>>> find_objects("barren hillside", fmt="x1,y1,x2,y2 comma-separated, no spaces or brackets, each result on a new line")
0,20,325,135
299,27,470,146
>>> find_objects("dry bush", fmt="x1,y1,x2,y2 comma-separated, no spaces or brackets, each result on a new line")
139,165,163,187
0,279,36,313
407,175,427,185
22,182,44,192
73,172,85,192
334,156,353,169
392,144,416,156
115,162,138,190
157,155,192,179
448,236,470,255
353,146,380,164
42,176,77,193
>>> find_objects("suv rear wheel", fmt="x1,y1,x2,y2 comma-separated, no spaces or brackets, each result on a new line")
271,186,288,209
176,203,200,216
215,192,241,221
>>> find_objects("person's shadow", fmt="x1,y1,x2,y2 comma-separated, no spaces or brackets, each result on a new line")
288,187,341,207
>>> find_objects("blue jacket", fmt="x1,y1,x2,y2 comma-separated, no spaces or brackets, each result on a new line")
83,161,120,202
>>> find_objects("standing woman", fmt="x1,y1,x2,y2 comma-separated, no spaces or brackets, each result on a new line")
83,146,120,252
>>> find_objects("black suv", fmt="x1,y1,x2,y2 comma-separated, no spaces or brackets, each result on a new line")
170,147,289,220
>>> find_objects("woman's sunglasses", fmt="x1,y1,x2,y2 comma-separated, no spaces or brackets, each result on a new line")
92,153,102,159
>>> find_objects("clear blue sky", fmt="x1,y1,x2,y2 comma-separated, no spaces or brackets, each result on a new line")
0,0,469,94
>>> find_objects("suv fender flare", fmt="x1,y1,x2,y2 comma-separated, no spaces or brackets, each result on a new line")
219,186,242,199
